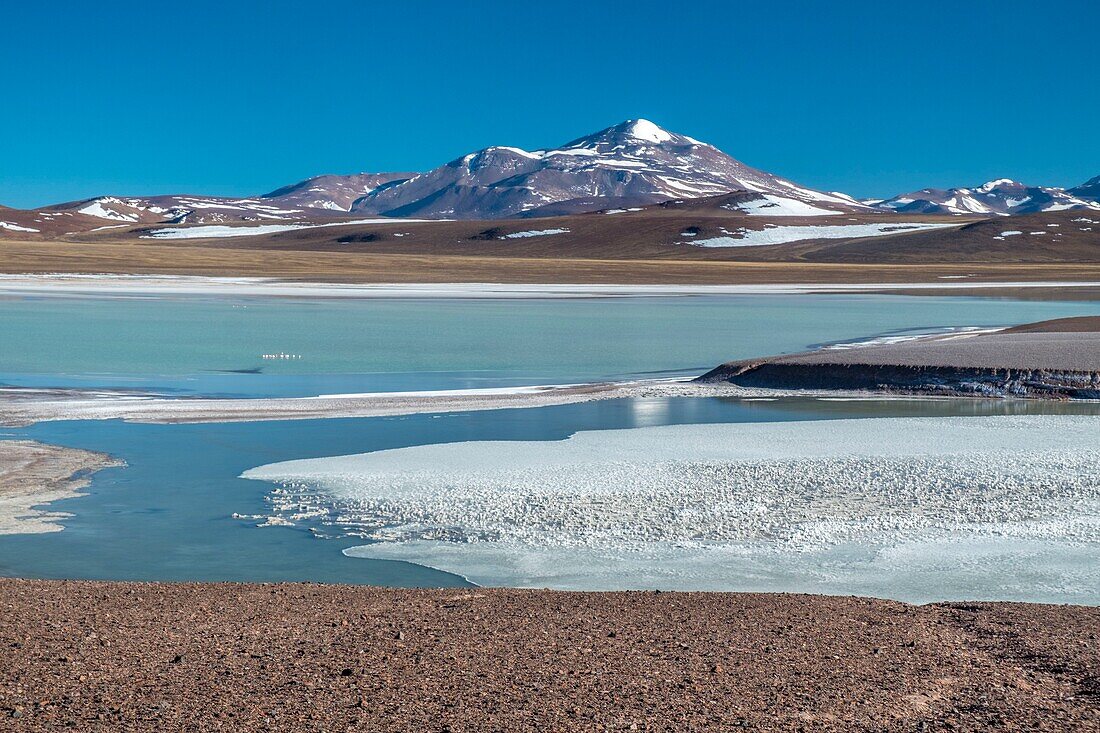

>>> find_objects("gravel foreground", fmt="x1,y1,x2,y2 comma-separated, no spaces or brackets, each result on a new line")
0,580,1097,731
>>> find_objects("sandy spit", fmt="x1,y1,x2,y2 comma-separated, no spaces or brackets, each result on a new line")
0,381,745,427
0,441,122,534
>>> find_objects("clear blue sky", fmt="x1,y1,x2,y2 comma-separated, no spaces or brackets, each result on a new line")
2,1,1097,208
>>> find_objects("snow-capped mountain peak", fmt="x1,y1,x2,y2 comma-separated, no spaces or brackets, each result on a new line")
874,178,1100,216
348,119,868,219
975,178,1022,193
624,118,674,143
23,122,1094,225
556,119,704,154
1069,175,1100,201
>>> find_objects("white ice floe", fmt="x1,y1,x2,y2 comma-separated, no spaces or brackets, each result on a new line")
0,221,40,233
500,228,570,239
243,416,1100,603
690,222,958,247
142,218,436,239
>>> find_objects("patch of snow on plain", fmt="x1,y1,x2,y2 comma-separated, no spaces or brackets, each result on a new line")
242,416,1100,602
690,222,957,247
501,228,570,239
143,218,437,239
0,221,40,232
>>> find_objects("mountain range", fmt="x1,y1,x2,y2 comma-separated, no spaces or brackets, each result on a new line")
872,178,1100,216
4,120,1098,228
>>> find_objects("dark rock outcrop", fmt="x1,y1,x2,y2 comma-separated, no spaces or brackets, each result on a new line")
698,322,1100,400
697,361,1100,399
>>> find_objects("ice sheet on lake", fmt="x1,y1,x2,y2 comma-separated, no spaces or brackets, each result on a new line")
244,415,1100,602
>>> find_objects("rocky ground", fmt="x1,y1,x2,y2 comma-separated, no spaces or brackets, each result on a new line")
0,579,1096,731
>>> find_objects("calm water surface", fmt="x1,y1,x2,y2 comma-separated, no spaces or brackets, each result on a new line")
1,292,1099,589
3,293,1100,396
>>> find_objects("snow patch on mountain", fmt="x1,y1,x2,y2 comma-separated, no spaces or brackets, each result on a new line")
77,199,141,222
728,195,840,217
625,118,673,143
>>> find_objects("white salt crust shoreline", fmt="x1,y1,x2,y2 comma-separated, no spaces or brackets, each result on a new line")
2,274,1100,299
0,440,122,535
0,380,738,427
3,367,1098,427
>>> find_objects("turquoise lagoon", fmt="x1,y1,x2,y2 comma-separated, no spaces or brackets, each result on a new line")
2,291,1099,600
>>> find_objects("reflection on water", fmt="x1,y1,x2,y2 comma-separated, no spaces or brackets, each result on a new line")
1,289,1098,594
1,395,1098,588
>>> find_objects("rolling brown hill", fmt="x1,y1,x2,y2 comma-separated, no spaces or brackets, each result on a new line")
74,196,1100,263
3,194,1099,284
